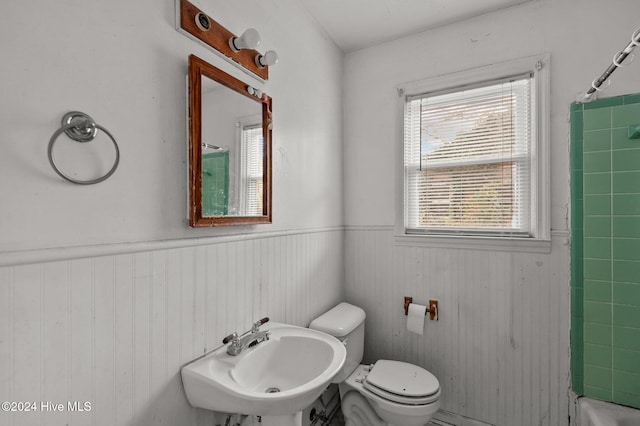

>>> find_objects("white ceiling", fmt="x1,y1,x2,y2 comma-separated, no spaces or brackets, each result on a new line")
300,0,533,52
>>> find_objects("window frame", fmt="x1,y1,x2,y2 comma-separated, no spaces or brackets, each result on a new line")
239,123,264,216
395,54,551,253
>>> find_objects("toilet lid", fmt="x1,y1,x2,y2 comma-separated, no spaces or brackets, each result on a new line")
363,360,440,405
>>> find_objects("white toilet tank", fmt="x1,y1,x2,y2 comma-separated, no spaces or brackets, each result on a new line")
309,302,366,383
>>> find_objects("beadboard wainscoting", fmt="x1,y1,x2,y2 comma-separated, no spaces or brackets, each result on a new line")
0,228,344,426
344,226,571,426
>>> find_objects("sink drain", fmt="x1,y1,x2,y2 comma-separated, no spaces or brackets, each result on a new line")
265,387,281,393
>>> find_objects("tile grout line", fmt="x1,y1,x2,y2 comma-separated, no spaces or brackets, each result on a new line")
610,107,614,396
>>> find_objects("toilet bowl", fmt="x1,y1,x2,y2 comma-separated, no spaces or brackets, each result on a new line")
341,363,440,426
309,303,441,426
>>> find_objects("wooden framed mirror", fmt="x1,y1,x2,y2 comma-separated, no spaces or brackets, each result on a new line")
188,54,272,227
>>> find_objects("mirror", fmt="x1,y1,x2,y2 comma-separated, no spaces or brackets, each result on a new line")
188,54,272,227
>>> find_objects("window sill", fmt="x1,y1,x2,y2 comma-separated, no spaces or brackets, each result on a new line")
394,233,552,253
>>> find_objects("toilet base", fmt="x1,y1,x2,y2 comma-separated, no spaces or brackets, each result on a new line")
341,391,386,426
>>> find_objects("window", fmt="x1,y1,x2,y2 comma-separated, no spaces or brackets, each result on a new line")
241,124,264,215
400,56,549,247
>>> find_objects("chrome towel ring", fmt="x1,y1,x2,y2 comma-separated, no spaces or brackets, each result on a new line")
48,111,120,185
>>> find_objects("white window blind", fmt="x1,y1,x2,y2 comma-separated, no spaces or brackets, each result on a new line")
241,124,264,215
404,74,535,237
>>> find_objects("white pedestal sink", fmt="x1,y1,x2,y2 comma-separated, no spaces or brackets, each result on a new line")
181,322,346,424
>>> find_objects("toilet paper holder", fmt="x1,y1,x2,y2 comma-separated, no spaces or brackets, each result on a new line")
404,296,438,321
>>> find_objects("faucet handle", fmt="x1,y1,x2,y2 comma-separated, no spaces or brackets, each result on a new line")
251,317,270,332
222,332,238,345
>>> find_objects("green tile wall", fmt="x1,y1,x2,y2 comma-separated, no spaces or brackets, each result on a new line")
571,94,640,408
202,151,230,216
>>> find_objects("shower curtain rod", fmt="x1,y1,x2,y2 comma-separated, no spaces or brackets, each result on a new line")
584,27,640,101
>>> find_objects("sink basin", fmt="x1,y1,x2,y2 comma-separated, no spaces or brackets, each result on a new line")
181,322,346,416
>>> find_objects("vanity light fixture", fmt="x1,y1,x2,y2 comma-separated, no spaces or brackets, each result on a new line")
176,0,273,81
229,28,261,52
256,50,279,68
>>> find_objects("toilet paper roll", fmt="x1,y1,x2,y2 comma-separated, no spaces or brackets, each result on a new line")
407,303,426,335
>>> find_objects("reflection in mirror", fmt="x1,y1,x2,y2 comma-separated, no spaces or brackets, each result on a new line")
201,77,264,216
188,54,272,227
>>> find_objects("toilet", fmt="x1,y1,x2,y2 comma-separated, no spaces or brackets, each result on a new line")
309,302,441,426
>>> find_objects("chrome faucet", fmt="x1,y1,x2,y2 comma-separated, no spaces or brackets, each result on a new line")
223,317,270,356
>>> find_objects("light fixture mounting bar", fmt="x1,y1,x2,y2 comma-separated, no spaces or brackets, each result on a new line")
176,0,268,81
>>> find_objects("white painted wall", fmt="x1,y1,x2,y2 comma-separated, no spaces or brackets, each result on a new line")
343,1,640,425
0,230,344,426
346,228,570,426
344,0,640,227
0,1,345,425
0,0,344,253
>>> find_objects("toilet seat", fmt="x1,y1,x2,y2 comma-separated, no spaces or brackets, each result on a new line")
363,360,440,405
